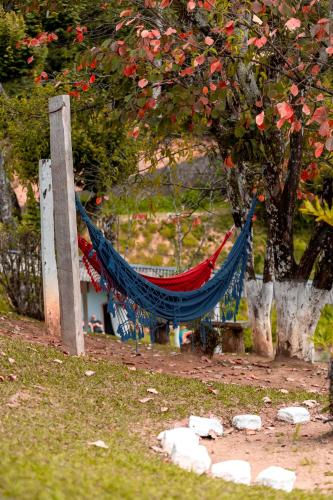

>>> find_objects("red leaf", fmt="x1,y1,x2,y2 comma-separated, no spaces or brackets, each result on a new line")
210,60,222,74
203,0,215,10
256,111,265,130
179,67,194,77
95,197,103,205
247,37,257,46
116,21,124,31
40,71,48,80
285,18,301,31
312,106,327,124
194,54,205,66
138,78,149,88
131,126,140,139
27,56,34,64
145,98,156,109
224,155,234,168
290,120,302,133
319,120,330,137
276,102,294,120
165,27,177,36
311,64,321,76
204,36,214,46
258,194,265,202
224,21,234,36
314,142,324,158
89,74,96,84
326,47,333,56
254,36,267,48
301,169,310,182
277,118,286,129
123,64,137,77
202,86,209,95
160,0,171,7
120,9,133,17
290,83,299,96
187,0,196,10
302,104,311,115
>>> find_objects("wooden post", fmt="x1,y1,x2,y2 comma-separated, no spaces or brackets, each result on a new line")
39,159,61,336
49,95,84,355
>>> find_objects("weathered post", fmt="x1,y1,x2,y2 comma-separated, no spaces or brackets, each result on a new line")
39,159,61,336
49,95,84,355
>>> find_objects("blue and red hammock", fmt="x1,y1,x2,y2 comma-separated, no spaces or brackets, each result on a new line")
78,227,233,293
76,196,256,340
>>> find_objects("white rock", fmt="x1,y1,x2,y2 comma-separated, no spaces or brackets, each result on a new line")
277,407,310,424
302,400,318,408
159,427,199,454
171,443,211,474
255,466,296,492
189,415,223,437
232,414,262,431
87,440,109,449
211,460,251,485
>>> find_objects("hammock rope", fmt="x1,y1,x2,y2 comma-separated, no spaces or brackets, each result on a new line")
78,227,234,293
76,196,256,340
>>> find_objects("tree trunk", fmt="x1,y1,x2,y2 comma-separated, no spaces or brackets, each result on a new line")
274,281,329,362
246,280,274,357
0,152,13,224
329,355,333,417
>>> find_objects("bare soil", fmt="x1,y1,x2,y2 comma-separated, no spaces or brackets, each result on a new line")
1,314,332,493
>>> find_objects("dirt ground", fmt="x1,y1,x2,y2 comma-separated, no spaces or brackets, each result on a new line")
1,314,332,493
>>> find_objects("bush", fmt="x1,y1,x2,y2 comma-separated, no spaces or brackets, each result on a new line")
0,225,43,319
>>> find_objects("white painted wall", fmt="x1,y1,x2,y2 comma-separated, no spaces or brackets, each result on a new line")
81,284,108,330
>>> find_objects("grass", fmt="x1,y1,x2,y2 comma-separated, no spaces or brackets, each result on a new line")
0,335,328,500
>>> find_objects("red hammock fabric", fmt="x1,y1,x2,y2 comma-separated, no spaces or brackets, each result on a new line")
78,228,233,293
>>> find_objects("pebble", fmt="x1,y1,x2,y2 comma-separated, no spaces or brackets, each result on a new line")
189,416,223,437
158,427,199,454
232,414,262,431
211,460,251,485
302,400,318,408
171,442,211,474
255,466,296,492
277,407,310,424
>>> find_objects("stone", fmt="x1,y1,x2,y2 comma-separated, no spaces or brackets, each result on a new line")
211,460,251,485
158,427,199,454
232,414,262,431
255,466,296,492
189,415,223,437
277,407,310,424
302,400,318,408
171,443,211,474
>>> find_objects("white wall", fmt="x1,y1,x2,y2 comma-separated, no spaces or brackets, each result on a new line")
81,284,108,328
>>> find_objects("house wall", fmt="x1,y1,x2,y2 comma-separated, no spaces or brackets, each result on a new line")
81,283,108,330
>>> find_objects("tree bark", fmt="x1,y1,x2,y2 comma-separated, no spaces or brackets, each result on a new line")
246,280,274,357
0,152,14,224
274,281,329,361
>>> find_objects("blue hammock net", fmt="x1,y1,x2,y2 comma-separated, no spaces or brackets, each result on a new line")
76,197,256,344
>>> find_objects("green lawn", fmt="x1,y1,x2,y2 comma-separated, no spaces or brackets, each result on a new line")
0,336,328,499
